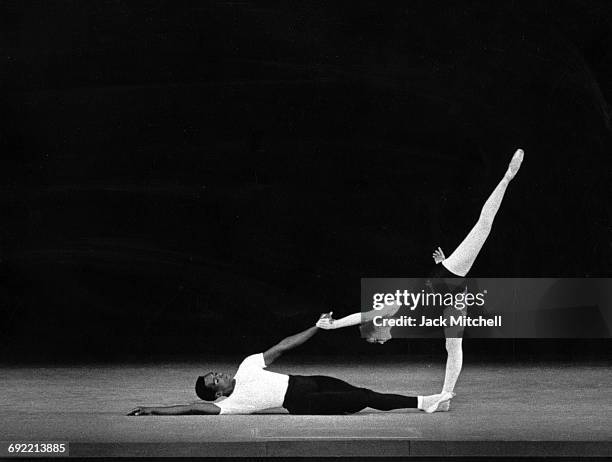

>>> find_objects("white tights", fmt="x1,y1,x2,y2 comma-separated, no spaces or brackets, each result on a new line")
440,165,517,393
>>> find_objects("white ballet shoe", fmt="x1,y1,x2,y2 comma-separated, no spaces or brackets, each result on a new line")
422,391,454,413
437,400,450,412
504,149,524,181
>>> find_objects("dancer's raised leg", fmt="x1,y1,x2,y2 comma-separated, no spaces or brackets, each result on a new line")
442,149,524,277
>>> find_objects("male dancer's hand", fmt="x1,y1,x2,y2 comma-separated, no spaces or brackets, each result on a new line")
316,312,336,329
127,407,152,416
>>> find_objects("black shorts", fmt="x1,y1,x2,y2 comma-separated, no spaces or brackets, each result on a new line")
428,264,467,294
428,264,469,338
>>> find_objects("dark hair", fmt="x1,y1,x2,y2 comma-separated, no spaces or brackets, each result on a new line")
195,374,217,401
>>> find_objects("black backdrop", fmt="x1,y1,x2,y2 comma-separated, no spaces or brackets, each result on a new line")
1,1,611,361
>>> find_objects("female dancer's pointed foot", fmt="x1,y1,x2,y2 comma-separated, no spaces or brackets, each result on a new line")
505,149,524,181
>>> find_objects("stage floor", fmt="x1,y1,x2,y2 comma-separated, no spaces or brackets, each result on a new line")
1,359,610,457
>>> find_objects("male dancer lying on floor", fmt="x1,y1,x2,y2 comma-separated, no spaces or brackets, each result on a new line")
128,317,452,416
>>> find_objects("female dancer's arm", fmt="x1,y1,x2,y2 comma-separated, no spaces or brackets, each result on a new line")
317,303,400,330
317,312,361,329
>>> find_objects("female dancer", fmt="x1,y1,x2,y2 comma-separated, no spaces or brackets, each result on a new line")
317,148,525,410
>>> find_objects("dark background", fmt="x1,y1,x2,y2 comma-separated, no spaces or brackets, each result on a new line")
1,1,611,362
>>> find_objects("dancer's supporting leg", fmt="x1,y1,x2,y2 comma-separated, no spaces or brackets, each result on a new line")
439,149,524,397
442,337,463,394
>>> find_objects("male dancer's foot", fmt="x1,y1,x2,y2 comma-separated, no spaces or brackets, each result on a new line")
505,149,524,181
419,392,454,413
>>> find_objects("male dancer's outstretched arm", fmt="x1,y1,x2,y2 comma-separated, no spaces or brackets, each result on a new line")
263,321,325,365
127,402,220,416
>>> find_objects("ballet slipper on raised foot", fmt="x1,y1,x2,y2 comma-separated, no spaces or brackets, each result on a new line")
504,149,524,181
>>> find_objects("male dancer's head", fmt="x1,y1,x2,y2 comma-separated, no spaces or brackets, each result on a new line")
195,372,235,400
